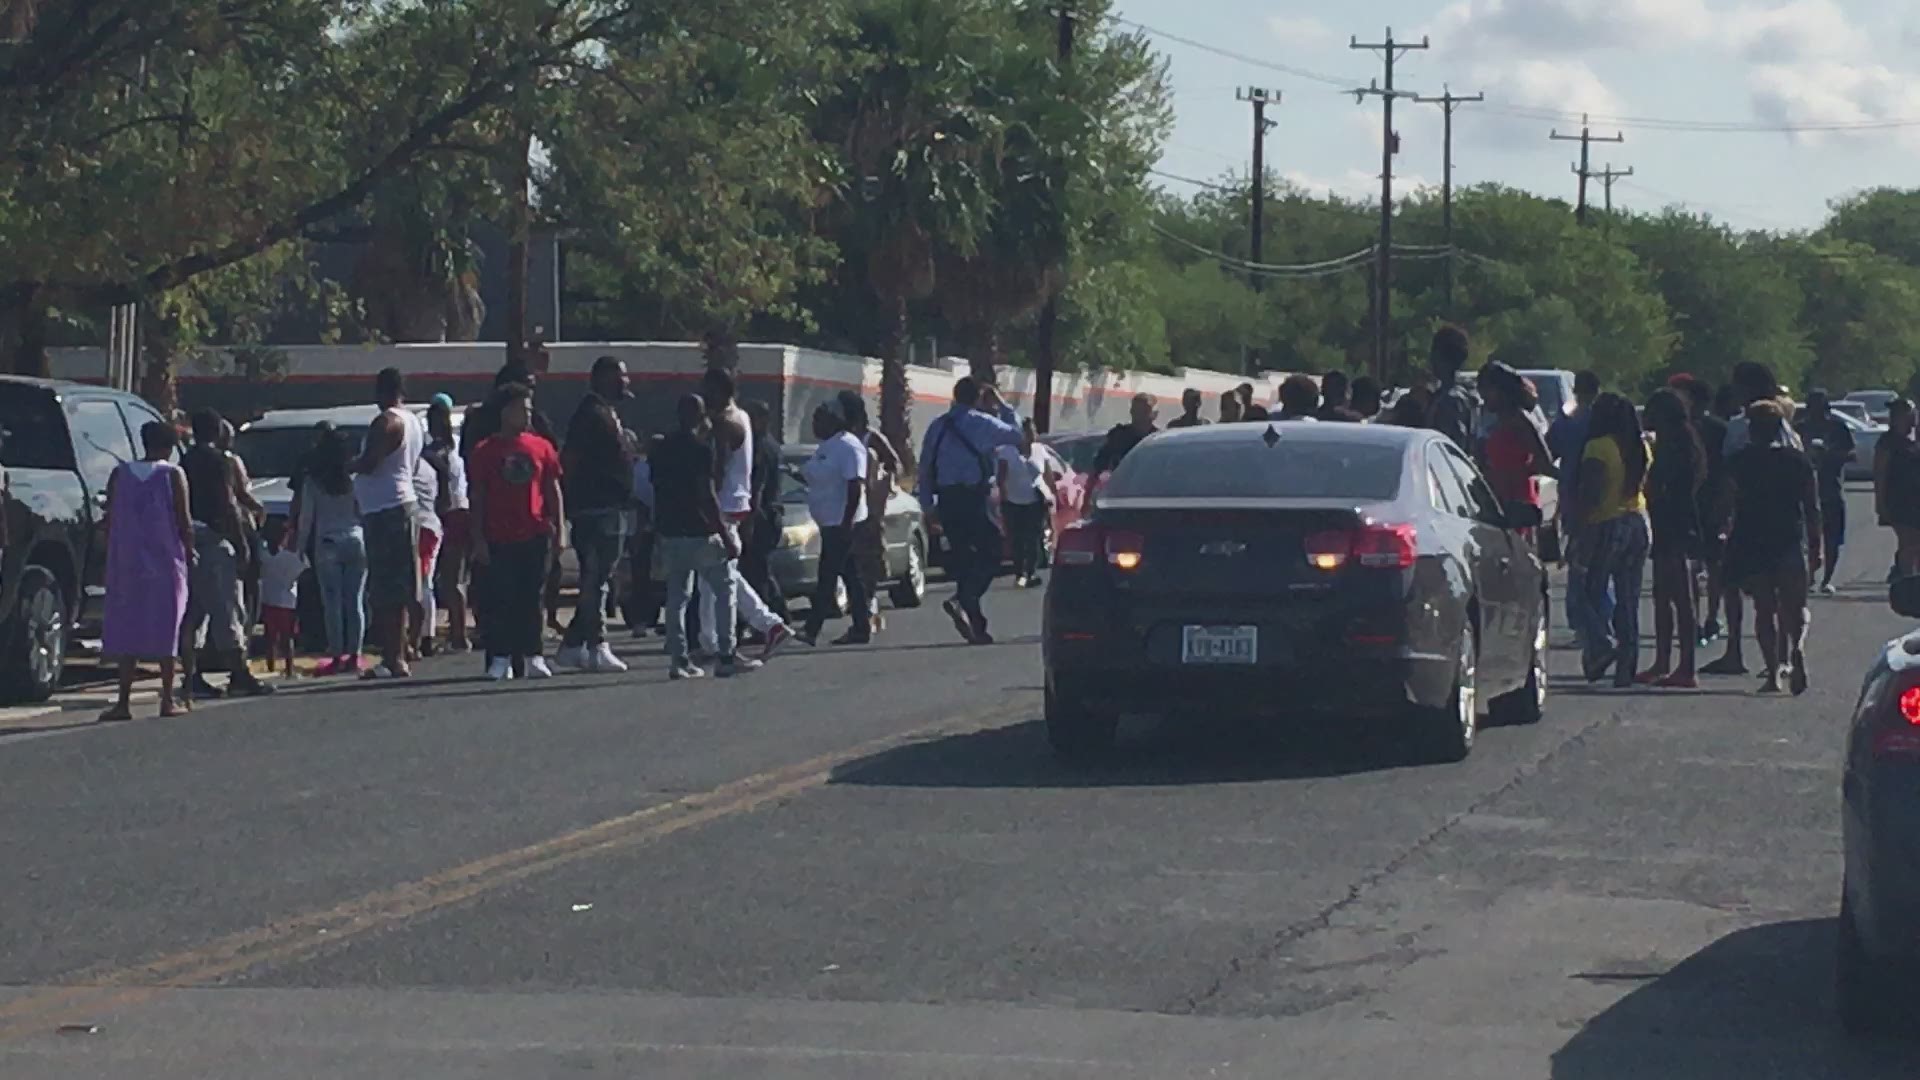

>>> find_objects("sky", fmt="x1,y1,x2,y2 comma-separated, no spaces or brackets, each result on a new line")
1116,0,1920,232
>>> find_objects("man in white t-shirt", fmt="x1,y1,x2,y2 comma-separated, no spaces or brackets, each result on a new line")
799,399,871,646
996,419,1061,587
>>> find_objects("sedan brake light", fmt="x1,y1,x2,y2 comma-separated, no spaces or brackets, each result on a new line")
1304,523,1417,571
1105,530,1145,571
1874,686,1920,758
1055,522,1103,566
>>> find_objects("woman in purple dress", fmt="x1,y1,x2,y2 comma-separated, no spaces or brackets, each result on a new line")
100,421,194,721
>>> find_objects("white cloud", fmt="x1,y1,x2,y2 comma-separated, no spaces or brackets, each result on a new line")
1748,60,1920,146
1431,0,1713,52
1727,0,1870,62
1282,168,1432,204
1267,14,1334,48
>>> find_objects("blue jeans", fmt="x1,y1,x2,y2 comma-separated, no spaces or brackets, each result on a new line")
313,528,368,658
1564,536,1615,642
661,535,735,665
564,509,627,648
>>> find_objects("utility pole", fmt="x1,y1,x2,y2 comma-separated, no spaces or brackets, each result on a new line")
1413,86,1482,314
1550,115,1624,226
1033,3,1074,433
1236,87,1279,377
1352,28,1427,383
1594,163,1634,220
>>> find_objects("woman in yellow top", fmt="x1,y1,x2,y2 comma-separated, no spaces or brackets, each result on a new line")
1573,392,1651,686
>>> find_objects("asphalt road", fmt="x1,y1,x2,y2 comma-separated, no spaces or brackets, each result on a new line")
4,487,1918,1078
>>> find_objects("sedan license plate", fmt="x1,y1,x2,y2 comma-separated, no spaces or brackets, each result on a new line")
1181,625,1258,665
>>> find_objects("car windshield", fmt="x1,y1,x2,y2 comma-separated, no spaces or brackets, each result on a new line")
779,465,809,505
1526,376,1567,419
234,425,366,480
1104,437,1404,500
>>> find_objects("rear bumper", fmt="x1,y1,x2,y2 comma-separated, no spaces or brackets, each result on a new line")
1046,645,1454,719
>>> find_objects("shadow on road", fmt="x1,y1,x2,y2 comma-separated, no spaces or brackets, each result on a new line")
831,716,1428,789
1551,919,1918,1080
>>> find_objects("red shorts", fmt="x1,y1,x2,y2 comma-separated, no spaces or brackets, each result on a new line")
418,527,442,580
262,605,298,640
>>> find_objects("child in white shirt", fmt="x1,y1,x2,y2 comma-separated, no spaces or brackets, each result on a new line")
258,518,308,678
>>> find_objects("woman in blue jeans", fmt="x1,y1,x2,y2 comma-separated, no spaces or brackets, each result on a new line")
296,428,367,675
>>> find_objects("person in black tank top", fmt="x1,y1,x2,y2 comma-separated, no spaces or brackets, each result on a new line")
1877,399,1920,578
179,410,272,701
1719,401,1820,695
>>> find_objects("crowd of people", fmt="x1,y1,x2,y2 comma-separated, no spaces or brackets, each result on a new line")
1084,326,1899,699
93,355,1062,717
85,328,1911,719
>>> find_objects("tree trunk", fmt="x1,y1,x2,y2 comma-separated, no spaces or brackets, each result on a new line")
1,283,49,377
701,326,741,372
878,295,914,475
962,323,1001,387
139,353,179,416
503,127,533,367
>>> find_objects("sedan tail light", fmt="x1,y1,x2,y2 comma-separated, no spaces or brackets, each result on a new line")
1053,523,1145,571
1303,523,1418,572
1874,686,1920,758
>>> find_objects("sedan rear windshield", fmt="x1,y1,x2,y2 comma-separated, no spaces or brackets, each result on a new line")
235,425,369,480
1104,438,1405,501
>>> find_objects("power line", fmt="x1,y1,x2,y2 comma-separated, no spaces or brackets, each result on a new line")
1103,15,1360,90
1147,220,1375,276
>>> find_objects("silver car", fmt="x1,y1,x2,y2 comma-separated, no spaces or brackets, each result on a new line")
768,446,928,612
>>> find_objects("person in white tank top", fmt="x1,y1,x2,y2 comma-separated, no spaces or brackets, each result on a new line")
698,369,794,664
352,368,427,678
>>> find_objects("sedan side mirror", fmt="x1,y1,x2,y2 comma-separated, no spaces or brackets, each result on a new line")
1892,576,1920,618
1502,500,1544,531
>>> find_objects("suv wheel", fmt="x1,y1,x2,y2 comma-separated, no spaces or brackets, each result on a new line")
889,533,928,609
2,566,68,703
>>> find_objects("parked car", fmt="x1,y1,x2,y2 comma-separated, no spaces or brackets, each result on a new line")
234,404,458,650
1845,389,1899,425
1043,423,1547,760
770,446,927,612
0,377,173,701
1038,431,1104,523
1837,575,1920,1037
1792,405,1884,482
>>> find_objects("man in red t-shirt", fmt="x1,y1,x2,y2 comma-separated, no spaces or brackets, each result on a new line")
469,382,565,681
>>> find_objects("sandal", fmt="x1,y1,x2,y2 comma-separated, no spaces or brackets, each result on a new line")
159,704,189,718
97,706,134,723
1657,673,1699,689
359,664,411,681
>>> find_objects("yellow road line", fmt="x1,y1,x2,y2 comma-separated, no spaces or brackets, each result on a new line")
0,699,1029,1040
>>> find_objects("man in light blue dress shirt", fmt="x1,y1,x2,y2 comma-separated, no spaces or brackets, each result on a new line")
918,378,1022,644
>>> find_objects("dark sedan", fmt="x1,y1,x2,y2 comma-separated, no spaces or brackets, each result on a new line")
1042,422,1548,761
1837,576,1920,1037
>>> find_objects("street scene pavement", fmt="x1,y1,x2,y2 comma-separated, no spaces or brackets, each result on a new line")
3,487,1916,1079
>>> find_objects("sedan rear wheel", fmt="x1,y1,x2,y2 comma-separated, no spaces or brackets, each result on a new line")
1491,606,1548,727
1837,891,1904,1038
1045,684,1117,762
1412,624,1477,764
888,533,928,609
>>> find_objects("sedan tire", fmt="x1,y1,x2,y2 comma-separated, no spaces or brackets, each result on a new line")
1837,892,1905,1039
1412,624,1477,764
1045,684,1118,761
888,533,928,609
1491,606,1548,727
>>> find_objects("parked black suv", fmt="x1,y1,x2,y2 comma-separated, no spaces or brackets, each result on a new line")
0,377,171,702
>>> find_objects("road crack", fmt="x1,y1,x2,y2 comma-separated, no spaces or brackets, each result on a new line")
1163,706,1621,1017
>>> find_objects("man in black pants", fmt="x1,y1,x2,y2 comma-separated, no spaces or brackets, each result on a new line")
741,401,788,626
917,378,1022,645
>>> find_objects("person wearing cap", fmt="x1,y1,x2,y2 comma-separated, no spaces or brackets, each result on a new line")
799,397,872,645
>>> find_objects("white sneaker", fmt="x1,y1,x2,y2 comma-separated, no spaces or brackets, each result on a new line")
525,656,555,679
552,644,590,671
589,643,629,673
486,657,513,681
670,660,706,680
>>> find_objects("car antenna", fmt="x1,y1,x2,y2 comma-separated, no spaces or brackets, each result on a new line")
1262,425,1281,448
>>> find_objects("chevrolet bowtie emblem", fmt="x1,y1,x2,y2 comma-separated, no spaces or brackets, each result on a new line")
1198,540,1248,556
